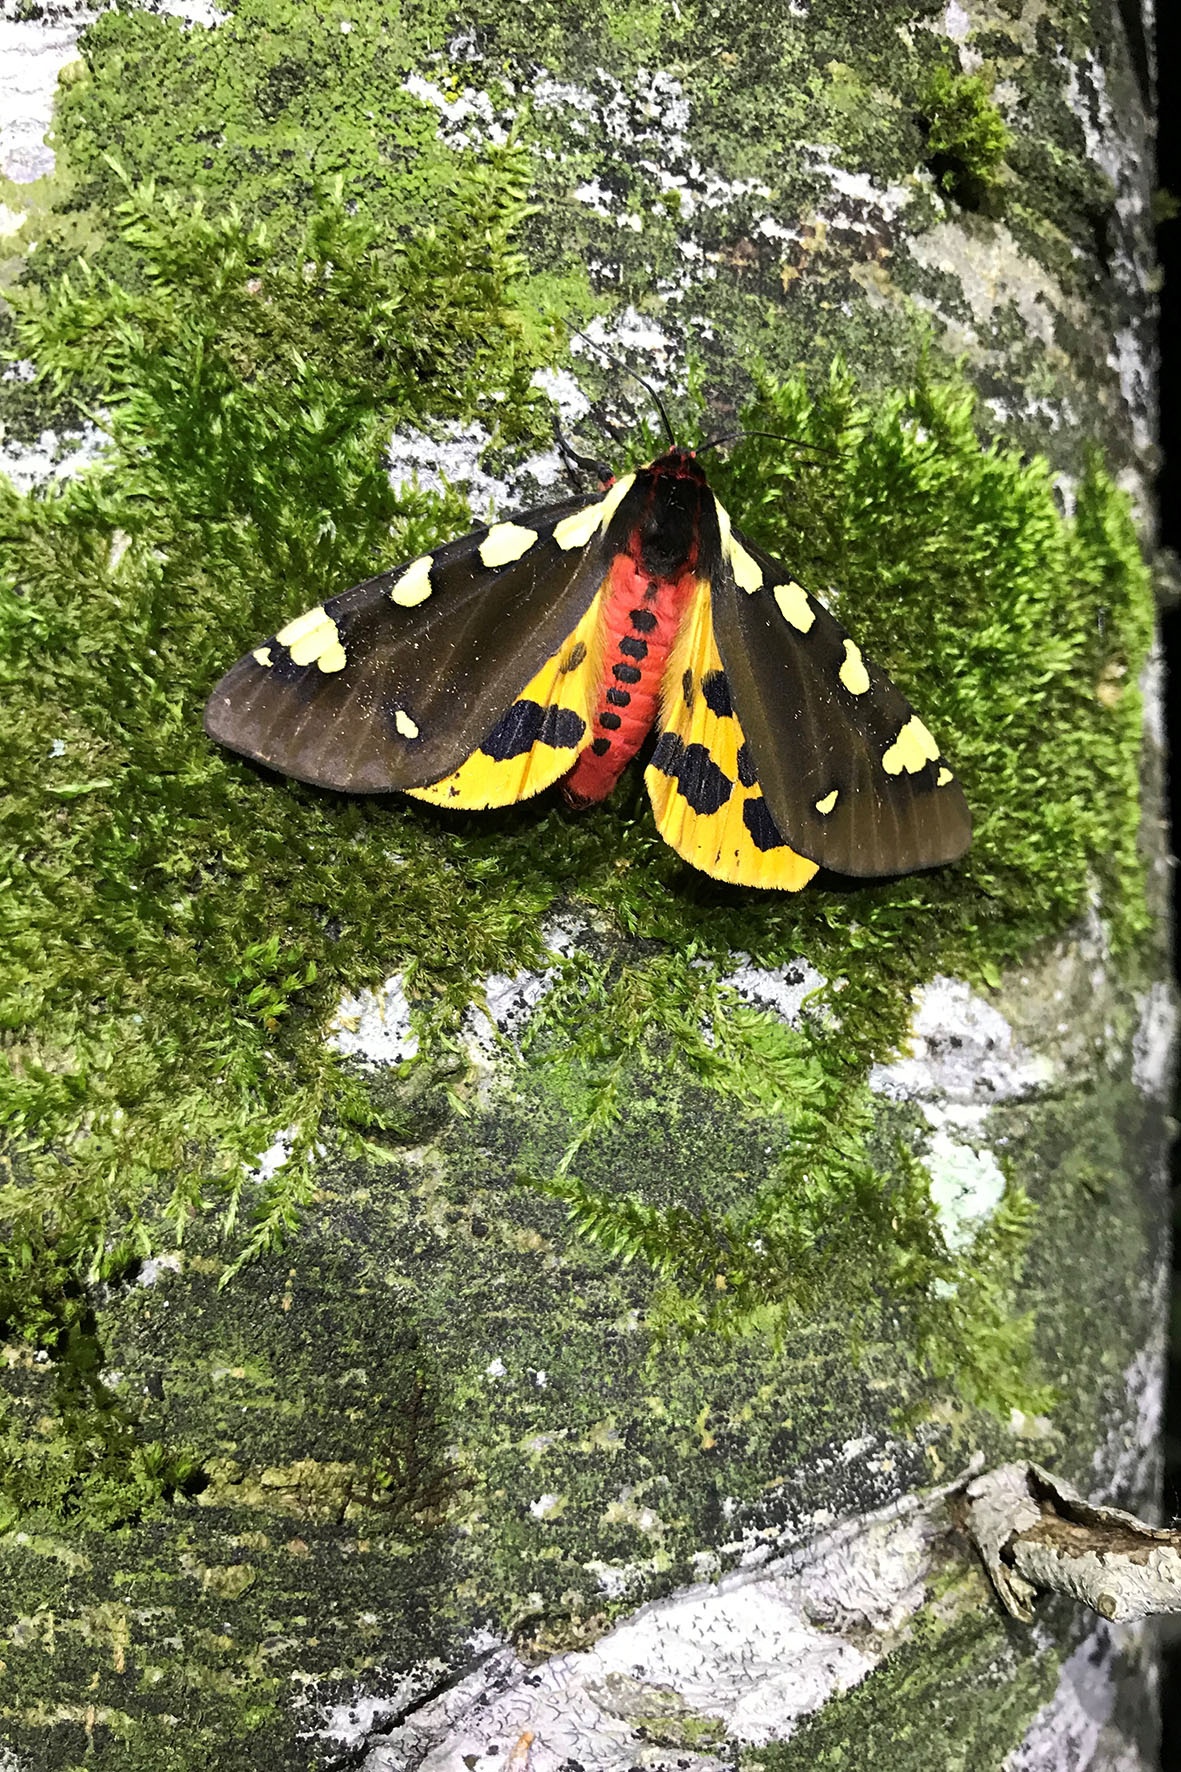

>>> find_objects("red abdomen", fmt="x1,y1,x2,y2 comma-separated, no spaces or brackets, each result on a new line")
562,552,696,805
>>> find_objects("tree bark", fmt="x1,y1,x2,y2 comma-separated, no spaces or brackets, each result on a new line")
0,2,1168,1770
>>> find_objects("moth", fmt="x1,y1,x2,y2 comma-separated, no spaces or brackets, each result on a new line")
205,436,971,891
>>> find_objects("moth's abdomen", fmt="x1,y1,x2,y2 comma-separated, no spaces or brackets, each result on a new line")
561,552,695,806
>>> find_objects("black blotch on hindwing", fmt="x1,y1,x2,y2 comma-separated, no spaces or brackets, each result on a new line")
650,732,733,815
482,700,587,761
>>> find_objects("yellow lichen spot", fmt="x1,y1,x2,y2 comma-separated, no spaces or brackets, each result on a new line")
277,605,330,648
774,580,815,632
288,612,343,668
882,716,940,776
394,708,419,739
252,646,273,668
595,472,636,531
389,556,433,607
838,639,870,695
317,640,347,674
479,523,538,568
937,765,953,787
815,788,839,815
554,503,605,551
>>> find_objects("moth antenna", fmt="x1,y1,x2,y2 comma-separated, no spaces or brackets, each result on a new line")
570,328,677,447
697,429,844,459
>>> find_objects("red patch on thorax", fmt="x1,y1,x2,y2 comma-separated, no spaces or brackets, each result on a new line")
561,550,696,806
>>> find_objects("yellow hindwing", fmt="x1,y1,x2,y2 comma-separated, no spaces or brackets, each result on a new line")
409,590,606,808
644,583,819,890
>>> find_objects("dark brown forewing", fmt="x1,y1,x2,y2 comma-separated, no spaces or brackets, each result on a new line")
204,492,611,792
711,526,972,877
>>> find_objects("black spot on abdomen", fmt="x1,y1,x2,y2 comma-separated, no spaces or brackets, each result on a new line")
482,700,586,759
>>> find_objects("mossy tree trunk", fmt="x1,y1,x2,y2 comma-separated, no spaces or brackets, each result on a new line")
0,1,1167,1769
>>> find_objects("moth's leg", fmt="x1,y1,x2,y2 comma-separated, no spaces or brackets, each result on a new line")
585,399,630,448
553,419,614,491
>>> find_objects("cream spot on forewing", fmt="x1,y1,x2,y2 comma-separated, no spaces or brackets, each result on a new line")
394,708,420,739
288,612,344,668
729,540,763,594
317,640,347,673
815,789,839,815
554,503,604,551
595,473,636,531
774,580,815,632
479,522,538,568
714,499,764,591
277,605,330,648
252,646,273,668
937,766,954,787
389,555,434,607
882,716,940,776
838,639,870,695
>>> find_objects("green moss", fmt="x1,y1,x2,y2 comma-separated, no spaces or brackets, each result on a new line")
917,67,1011,213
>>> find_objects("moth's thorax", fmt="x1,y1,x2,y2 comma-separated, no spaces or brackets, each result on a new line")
646,447,709,484
617,451,720,584
560,553,697,807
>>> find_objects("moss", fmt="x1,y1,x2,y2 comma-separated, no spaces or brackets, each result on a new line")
916,67,1011,214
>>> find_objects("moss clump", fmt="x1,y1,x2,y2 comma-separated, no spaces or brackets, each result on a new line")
918,67,1011,213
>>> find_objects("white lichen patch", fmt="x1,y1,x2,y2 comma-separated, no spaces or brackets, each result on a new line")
0,13,87,184
0,421,110,494
715,953,831,1029
386,414,574,516
1131,981,1177,1100
574,308,678,382
136,1252,183,1288
312,1665,450,1750
907,222,1061,352
461,916,584,1064
922,1129,1006,1253
385,419,512,515
1091,1337,1166,1509
337,1499,940,1767
327,974,419,1066
1003,1621,1135,1772
869,976,1053,1103
529,1492,565,1521
400,71,512,149
244,1124,298,1184
530,366,592,429
940,0,972,41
